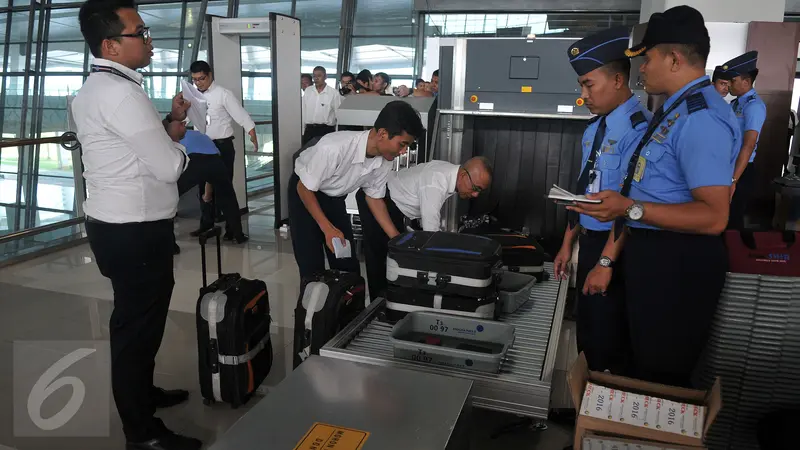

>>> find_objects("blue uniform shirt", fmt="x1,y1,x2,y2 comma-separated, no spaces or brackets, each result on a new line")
579,94,651,231
180,130,220,155
627,76,741,230
732,88,766,163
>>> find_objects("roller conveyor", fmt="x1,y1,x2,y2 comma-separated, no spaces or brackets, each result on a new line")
320,263,568,419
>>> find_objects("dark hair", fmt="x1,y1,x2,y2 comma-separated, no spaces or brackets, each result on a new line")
341,71,355,80
375,72,392,86
374,100,424,141
432,69,439,78
190,60,212,75
357,69,372,84
301,73,312,82
659,43,709,68
415,78,425,87
313,66,326,75
603,59,631,83
79,0,135,58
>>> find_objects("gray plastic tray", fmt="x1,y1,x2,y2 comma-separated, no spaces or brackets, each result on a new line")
390,311,515,373
498,271,536,314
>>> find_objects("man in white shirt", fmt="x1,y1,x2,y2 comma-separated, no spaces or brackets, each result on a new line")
74,1,200,449
189,60,258,237
355,157,493,298
302,66,342,145
290,100,425,278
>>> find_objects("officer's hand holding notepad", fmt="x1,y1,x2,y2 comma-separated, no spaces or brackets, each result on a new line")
547,185,602,205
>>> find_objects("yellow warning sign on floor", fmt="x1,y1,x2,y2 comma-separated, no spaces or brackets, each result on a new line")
293,422,370,450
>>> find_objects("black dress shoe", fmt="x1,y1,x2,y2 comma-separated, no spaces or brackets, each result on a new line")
126,432,202,450
189,227,212,238
224,233,249,244
151,387,189,409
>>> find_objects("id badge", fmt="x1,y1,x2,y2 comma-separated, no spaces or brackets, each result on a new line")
588,170,601,194
633,156,646,183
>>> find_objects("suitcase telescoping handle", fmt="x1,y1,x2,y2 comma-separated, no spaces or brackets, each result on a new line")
199,226,223,288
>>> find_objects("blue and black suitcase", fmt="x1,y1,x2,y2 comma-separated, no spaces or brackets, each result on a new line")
385,231,501,321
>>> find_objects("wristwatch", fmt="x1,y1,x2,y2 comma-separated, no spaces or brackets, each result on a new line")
598,256,615,268
732,177,738,184
625,202,645,221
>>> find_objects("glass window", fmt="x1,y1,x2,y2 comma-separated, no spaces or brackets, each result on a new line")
295,0,343,37
47,8,83,42
353,0,414,36
9,11,40,43
138,3,185,40
238,0,292,18
148,39,181,72
350,37,414,77
302,37,339,76
142,76,180,114
4,42,40,72
44,41,86,72
425,13,639,39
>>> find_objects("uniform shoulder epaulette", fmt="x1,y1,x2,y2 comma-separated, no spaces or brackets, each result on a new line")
629,110,647,128
587,115,602,125
745,95,756,103
686,92,707,115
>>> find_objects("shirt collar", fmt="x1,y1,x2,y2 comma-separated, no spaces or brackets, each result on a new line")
91,58,143,84
352,130,371,165
448,166,460,194
738,88,757,101
202,82,217,94
604,94,640,132
663,75,709,111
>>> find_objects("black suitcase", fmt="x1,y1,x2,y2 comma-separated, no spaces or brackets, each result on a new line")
293,270,366,369
196,227,273,408
384,284,498,323
476,232,547,281
386,231,502,298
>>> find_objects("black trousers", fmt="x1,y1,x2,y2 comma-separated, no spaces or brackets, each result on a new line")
575,229,630,374
288,172,360,278
623,228,727,387
178,153,242,236
86,218,175,442
202,137,236,225
356,187,407,299
302,124,335,146
728,162,755,230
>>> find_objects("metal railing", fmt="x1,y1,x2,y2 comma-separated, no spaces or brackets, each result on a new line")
0,132,85,264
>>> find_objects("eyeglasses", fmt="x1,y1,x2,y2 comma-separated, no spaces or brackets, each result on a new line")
108,27,151,44
462,169,484,193
192,75,208,84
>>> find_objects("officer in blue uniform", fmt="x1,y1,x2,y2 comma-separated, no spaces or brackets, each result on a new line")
553,26,651,373
569,5,741,387
718,51,767,229
712,65,730,98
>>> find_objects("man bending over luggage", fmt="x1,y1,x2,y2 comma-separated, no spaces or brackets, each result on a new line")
356,157,493,299
163,119,249,244
290,100,425,278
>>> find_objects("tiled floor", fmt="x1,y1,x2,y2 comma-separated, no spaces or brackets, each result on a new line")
0,204,574,450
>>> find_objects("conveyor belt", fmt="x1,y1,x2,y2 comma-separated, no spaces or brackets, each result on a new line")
320,263,567,419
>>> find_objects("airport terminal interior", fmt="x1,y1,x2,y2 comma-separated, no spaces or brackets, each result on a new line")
2,0,800,449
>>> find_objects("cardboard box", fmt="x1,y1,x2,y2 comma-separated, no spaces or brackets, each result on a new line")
580,431,702,450
568,352,721,449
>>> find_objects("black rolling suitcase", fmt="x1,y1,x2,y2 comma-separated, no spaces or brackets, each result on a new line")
386,231,502,298
196,227,273,408
293,270,366,368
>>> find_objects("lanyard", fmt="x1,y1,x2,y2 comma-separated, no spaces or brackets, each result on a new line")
613,79,711,240
90,64,141,86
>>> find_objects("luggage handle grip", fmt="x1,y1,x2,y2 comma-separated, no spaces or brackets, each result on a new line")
199,226,223,288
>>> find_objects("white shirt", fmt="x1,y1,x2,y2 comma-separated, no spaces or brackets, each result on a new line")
72,58,189,224
200,82,256,140
387,161,460,231
294,130,392,198
302,84,342,129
